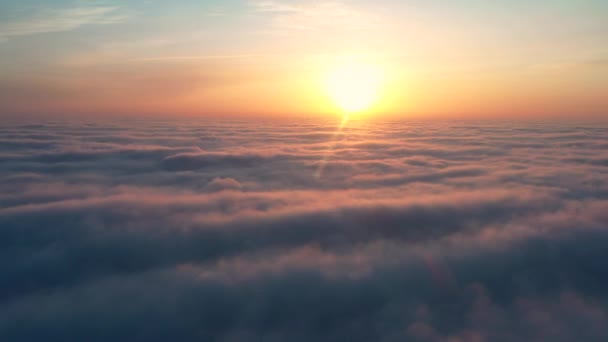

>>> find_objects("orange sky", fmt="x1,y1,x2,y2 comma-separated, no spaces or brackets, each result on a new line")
0,1,607,119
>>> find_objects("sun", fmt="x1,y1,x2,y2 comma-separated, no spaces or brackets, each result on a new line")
324,61,384,114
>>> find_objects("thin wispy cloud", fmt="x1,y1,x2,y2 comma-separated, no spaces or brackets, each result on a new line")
586,57,608,66
131,54,272,62
252,0,376,32
0,5,127,41
253,0,301,13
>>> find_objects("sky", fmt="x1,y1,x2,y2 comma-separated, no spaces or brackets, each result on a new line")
0,0,607,118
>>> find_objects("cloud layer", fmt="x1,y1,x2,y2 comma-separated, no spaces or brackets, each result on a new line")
1,118,607,341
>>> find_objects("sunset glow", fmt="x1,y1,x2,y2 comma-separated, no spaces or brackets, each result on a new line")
1,1,606,119
324,61,385,114
1,1,607,341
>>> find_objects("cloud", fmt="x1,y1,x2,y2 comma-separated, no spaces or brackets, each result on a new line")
130,54,270,62
0,119,607,340
253,1,302,13
251,0,379,33
161,151,282,171
0,5,127,41
207,177,243,192
586,57,608,67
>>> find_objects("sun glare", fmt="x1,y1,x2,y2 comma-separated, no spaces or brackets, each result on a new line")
324,61,384,114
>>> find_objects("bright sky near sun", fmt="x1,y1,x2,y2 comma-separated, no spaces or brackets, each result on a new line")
0,0,607,119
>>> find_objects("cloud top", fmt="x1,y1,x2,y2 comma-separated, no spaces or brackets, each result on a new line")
0,119,607,341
